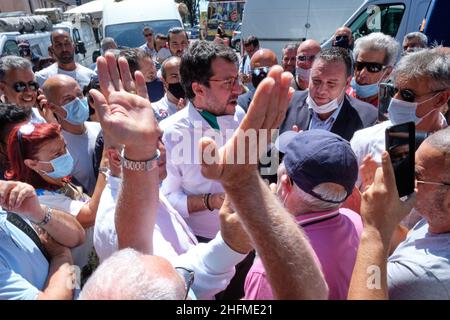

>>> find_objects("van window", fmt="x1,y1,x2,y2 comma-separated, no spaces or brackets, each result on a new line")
350,4,405,40
105,20,182,48
30,44,42,56
73,28,81,43
3,40,20,56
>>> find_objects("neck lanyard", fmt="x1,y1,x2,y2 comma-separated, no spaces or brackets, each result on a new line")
6,212,50,262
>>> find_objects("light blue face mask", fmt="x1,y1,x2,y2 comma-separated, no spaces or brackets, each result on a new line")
387,94,440,125
62,97,89,125
350,78,379,98
40,149,74,179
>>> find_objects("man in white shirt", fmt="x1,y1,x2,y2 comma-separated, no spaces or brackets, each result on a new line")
152,56,187,122
139,26,157,57
160,41,245,241
42,74,101,195
36,30,96,90
351,48,450,188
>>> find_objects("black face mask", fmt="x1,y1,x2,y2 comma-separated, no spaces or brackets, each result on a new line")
251,67,270,89
333,35,351,50
168,82,185,100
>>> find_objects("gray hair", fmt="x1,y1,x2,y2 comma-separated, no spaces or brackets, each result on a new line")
403,32,428,48
282,42,299,54
79,248,185,300
101,37,117,53
394,47,450,92
353,32,400,67
425,127,450,180
0,56,32,81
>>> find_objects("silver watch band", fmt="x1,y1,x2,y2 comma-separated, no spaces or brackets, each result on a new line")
37,206,52,227
120,149,160,171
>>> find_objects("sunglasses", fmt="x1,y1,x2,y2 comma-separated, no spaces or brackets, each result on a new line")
251,66,270,77
11,81,39,93
144,33,153,37
354,61,386,73
175,267,194,300
297,55,316,62
335,35,349,41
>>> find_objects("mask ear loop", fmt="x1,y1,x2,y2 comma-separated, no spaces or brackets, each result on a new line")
416,91,444,122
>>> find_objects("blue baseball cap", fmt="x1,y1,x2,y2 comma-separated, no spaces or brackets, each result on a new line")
283,129,358,203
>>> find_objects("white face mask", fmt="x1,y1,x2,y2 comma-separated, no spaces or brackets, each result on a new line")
388,92,441,125
296,67,311,82
306,89,345,115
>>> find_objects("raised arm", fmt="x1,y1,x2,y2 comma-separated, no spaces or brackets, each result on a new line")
90,52,161,254
348,151,415,300
200,65,328,300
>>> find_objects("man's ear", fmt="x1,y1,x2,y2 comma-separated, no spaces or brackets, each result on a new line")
24,159,39,171
191,82,205,99
279,173,293,196
437,91,450,107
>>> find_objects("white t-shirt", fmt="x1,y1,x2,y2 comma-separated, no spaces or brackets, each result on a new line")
152,95,178,122
62,122,101,196
36,63,97,89
36,189,94,271
156,47,172,63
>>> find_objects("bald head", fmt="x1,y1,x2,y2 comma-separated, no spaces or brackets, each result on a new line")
42,74,81,104
79,249,186,300
298,40,321,55
333,27,354,48
250,48,278,69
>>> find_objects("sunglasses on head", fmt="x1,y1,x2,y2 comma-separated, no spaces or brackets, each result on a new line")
354,61,386,73
12,81,39,93
297,55,315,62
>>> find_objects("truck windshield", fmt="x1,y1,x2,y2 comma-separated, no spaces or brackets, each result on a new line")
350,4,405,40
105,20,182,48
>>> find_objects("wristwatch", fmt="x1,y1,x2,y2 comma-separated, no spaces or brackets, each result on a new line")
37,206,52,227
120,149,160,171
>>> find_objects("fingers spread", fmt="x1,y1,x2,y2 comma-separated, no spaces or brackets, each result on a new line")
244,77,275,131
97,55,114,98
89,89,111,127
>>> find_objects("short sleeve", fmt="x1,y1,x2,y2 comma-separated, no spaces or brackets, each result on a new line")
0,260,40,300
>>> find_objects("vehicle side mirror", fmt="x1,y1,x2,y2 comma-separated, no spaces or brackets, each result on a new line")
75,41,87,55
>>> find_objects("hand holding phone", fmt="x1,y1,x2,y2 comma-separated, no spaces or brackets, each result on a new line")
385,122,415,197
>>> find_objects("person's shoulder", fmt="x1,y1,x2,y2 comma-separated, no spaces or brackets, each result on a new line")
346,95,378,115
290,90,309,106
160,106,190,132
76,64,97,75
36,63,57,76
84,121,102,136
352,120,391,143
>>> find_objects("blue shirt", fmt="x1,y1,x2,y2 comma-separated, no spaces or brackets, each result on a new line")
0,210,49,300
308,103,344,132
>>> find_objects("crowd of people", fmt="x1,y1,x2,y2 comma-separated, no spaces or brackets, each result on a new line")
1,22,450,301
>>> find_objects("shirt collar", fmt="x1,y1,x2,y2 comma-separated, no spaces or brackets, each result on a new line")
294,209,340,226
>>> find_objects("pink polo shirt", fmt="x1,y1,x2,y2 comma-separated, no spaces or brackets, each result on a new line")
244,208,363,300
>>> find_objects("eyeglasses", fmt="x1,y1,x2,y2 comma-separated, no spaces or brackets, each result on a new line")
175,267,194,300
335,35,349,41
144,33,153,37
416,180,450,187
297,55,316,62
354,61,386,73
251,66,270,77
10,81,39,93
208,74,241,90
391,86,443,103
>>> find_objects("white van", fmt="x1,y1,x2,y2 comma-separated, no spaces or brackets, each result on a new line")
241,0,364,58
53,14,99,67
321,0,450,50
101,0,183,48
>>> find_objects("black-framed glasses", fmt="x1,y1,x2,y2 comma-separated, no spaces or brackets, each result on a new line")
297,55,316,62
354,61,386,73
10,81,39,93
175,267,194,300
208,74,241,91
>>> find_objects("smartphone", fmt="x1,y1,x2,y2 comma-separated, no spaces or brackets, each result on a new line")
385,122,415,197
378,82,396,122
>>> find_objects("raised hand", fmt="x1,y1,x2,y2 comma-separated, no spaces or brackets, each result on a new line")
360,154,378,192
89,52,161,160
200,65,294,185
360,151,416,244
0,180,44,222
